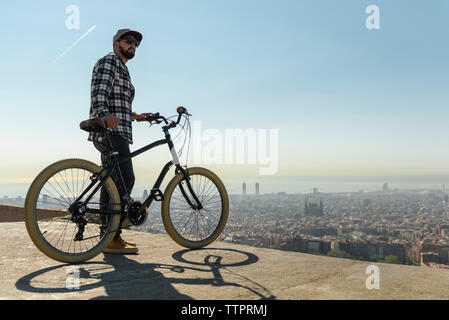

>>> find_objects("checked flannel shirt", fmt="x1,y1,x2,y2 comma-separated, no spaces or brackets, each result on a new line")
88,52,135,144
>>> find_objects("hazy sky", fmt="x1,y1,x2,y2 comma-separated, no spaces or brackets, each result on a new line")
1,0,449,186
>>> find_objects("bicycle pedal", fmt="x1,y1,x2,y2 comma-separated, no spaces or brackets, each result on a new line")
151,189,164,201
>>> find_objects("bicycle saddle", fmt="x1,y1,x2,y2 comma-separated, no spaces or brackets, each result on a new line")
80,118,107,132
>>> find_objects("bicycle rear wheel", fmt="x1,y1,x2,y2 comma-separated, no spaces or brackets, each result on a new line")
24,159,121,263
162,167,229,249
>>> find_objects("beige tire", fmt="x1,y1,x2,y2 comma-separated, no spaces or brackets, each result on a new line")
25,159,121,263
162,167,229,249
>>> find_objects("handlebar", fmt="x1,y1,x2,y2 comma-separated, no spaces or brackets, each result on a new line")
145,106,191,131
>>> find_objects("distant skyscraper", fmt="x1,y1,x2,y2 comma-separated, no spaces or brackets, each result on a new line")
143,189,149,200
361,199,371,207
312,188,318,197
382,183,389,193
242,183,246,196
255,183,259,196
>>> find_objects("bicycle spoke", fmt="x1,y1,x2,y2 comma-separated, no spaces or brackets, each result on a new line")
44,181,71,208
33,166,115,255
168,173,224,242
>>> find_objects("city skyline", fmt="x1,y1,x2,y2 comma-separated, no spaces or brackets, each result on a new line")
2,176,449,201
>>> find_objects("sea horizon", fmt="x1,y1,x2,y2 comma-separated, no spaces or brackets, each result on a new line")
2,175,449,198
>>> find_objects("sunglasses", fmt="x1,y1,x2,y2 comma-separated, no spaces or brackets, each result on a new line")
121,36,140,48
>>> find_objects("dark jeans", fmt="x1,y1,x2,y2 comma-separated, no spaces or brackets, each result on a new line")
94,134,135,239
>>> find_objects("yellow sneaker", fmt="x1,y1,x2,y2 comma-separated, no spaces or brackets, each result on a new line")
103,236,139,254
123,238,137,247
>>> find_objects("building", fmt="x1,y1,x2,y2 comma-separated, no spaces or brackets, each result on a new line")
307,240,320,253
406,244,421,265
305,198,324,216
242,183,246,196
255,183,260,196
421,252,439,264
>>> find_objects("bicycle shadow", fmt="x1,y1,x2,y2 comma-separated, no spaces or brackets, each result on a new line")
15,248,275,300
170,248,275,299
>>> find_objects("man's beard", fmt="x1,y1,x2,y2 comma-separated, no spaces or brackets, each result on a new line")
119,44,135,60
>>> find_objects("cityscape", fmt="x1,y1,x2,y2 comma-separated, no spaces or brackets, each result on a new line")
3,181,449,268
137,182,449,269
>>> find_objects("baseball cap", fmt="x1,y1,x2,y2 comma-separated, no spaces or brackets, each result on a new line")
113,29,143,44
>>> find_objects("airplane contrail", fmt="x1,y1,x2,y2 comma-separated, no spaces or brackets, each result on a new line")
52,25,97,63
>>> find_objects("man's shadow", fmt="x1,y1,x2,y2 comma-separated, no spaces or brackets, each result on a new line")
89,253,193,300
15,248,275,300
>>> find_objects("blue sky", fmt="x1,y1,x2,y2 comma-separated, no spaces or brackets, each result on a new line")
1,0,449,187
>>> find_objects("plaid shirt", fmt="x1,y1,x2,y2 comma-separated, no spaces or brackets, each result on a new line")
88,52,135,144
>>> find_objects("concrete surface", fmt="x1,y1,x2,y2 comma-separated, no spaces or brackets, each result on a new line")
1,221,449,300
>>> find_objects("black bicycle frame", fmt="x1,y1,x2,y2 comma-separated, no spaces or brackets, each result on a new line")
70,129,203,217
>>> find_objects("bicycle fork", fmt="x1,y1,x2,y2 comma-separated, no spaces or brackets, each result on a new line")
166,133,203,210
176,167,203,210
138,162,203,214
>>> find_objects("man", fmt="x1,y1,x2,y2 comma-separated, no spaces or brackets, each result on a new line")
88,29,150,254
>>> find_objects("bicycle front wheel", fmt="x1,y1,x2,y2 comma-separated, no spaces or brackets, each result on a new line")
162,167,229,249
24,159,121,263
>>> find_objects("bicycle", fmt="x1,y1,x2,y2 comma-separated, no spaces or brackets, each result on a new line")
24,107,229,263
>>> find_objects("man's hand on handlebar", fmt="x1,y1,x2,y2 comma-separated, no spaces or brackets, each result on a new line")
102,108,189,129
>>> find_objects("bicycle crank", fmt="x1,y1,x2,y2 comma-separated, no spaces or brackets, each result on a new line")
127,201,148,226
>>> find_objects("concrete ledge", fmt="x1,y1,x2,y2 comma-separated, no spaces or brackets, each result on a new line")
0,204,67,223
0,204,26,222
2,221,449,300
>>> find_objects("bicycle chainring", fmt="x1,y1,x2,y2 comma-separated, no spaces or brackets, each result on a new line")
127,201,148,226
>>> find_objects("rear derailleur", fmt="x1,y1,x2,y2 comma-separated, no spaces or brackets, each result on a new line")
68,201,87,241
